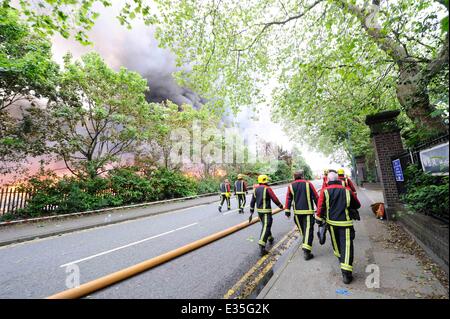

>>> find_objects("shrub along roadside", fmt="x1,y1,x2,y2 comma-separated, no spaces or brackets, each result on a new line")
0,166,293,222
401,165,449,221
0,167,222,221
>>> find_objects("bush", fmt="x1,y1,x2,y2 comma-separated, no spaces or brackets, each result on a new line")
146,168,197,200
196,177,221,194
108,167,152,204
401,165,449,221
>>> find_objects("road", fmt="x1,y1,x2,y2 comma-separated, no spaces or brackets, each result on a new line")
0,181,321,299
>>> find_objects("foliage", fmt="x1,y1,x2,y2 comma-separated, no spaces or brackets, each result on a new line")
137,101,220,171
401,164,449,220
14,171,113,218
0,6,59,174
146,168,198,200
108,167,153,204
48,52,153,178
195,177,221,194
9,0,447,161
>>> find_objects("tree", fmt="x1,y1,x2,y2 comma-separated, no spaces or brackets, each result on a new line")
48,52,153,178
135,100,220,173
0,6,59,174
6,0,449,157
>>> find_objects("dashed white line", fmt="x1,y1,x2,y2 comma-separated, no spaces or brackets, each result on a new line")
59,222,198,268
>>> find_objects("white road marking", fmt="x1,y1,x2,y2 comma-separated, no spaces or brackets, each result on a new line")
59,222,198,268
222,206,250,215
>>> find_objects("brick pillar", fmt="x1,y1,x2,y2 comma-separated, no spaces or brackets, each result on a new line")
365,110,405,219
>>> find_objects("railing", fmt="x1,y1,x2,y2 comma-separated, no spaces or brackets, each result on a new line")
0,187,32,216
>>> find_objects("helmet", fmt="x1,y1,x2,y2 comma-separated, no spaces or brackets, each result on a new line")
258,174,269,184
237,174,244,179
337,168,345,175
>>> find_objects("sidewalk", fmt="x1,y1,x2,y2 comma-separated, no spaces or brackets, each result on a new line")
258,187,449,299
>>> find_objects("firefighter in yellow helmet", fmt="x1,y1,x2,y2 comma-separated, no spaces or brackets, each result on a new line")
234,174,248,214
250,175,284,256
337,168,357,194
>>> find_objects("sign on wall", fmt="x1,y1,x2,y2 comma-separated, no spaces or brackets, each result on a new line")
419,142,449,176
392,159,404,182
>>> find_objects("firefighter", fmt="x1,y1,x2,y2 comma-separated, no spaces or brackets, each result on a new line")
218,179,231,212
315,171,361,284
285,170,319,260
249,175,284,256
234,174,248,214
337,168,357,194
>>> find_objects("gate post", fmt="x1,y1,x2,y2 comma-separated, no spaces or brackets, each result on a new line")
365,110,405,220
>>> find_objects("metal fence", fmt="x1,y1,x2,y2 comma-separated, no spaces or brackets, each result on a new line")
0,187,33,215
391,134,449,222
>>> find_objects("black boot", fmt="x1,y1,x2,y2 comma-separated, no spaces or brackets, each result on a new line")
268,236,274,244
218,206,222,212
303,250,314,260
260,245,268,256
342,271,353,284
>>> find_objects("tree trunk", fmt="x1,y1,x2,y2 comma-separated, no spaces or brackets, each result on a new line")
397,61,449,133
339,0,449,134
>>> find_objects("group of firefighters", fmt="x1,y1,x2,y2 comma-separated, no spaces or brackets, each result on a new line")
218,168,361,284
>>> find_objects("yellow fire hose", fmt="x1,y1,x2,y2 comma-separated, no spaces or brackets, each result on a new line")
46,208,283,299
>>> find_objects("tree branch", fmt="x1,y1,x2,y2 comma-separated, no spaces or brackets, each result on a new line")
336,0,409,64
421,34,449,83
232,0,324,52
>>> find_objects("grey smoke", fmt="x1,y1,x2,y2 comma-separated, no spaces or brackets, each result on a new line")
51,2,204,109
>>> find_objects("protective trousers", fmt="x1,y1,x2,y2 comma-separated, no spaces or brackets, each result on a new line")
219,195,230,209
258,213,273,247
237,194,246,210
328,225,355,273
293,214,314,252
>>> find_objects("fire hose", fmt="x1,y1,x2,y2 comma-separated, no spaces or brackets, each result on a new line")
46,208,283,299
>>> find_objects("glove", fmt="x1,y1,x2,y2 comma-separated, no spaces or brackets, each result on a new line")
315,216,324,226
249,209,254,223
285,210,291,218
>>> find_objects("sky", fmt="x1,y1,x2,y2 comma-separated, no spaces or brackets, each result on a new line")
48,2,342,177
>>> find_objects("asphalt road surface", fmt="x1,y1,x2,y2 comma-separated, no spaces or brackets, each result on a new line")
0,181,321,299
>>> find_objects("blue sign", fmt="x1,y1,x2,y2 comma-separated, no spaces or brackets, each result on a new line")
392,159,404,182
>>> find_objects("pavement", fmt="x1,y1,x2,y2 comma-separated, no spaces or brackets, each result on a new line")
0,183,297,299
257,186,449,299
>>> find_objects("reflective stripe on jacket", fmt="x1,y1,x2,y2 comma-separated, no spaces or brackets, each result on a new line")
316,181,361,226
285,180,318,214
250,184,282,213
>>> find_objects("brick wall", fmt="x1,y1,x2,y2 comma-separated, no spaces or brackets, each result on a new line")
372,130,405,206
